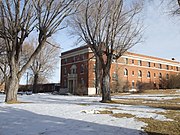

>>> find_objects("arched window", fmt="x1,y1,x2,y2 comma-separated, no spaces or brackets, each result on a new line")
166,74,169,80
70,65,77,74
124,68,128,76
147,71,151,78
138,70,142,77
159,73,162,79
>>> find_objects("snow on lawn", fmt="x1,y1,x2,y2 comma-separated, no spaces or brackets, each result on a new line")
0,93,173,135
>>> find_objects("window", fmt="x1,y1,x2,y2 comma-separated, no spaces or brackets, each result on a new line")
138,70,142,77
159,73,162,79
138,60,142,66
71,65,77,74
147,62,150,67
159,64,162,69
171,66,173,70
132,81,135,89
81,78,85,85
73,56,76,62
176,67,179,71
81,54,85,60
132,59,134,64
132,71,134,76
124,68,128,76
64,58,67,64
64,68,67,75
154,63,156,67
166,74,169,80
80,64,85,73
64,79,67,87
166,65,169,70
72,69,76,74
125,58,128,64
154,73,156,78
147,71,151,78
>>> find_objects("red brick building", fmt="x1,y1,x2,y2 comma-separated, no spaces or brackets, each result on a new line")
60,45,180,95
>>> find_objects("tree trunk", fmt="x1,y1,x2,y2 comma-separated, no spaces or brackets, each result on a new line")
5,73,19,103
101,70,111,102
33,73,38,93
95,56,102,94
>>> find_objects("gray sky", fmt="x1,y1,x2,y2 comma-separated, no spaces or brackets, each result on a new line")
50,2,180,83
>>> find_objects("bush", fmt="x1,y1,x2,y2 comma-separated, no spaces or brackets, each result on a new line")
111,80,130,93
136,81,154,92
167,74,180,89
75,84,87,96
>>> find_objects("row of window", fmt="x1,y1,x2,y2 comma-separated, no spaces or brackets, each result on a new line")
63,54,85,64
64,64,85,75
124,68,169,79
124,58,179,71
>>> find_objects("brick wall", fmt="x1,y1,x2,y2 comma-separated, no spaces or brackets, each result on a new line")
60,45,180,95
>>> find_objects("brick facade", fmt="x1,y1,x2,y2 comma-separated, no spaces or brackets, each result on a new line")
60,46,180,95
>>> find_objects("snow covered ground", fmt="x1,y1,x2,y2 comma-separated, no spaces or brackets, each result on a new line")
0,93,176,135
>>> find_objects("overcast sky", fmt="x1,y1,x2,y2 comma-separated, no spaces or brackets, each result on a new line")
20,2,180,84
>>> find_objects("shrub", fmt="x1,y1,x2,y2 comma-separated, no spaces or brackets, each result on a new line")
136,81,154,92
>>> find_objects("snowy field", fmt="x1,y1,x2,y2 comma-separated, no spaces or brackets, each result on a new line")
0,93,178,135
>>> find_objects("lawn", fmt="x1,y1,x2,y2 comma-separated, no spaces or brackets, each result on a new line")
0,89,179,135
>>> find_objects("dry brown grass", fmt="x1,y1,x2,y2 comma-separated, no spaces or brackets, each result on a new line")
6,101,32,104
98,110,113,114
111,98,180,110
139,89,180,95
112,89,180,96
112,113,135,118
137,110,180,135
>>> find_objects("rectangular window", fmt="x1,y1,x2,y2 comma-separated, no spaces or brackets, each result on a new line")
176,67,179,71
72,57,76,62
132,71,134,76
64,79,67,87
132,59,134,64
147,62,150,67
138,60,142,66
64,58,67,64
125,58,128,64
132,81,135,89
166,65,169,70
154,63,156,67
81,54,85,60
64,68,67,75
159,64,162,69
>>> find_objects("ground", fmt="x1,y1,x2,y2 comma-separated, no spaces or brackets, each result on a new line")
0,90,179,135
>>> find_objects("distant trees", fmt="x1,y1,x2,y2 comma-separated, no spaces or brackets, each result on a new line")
0,0,75,102
22,40,60,93
70,0,143,102
160,74,180,89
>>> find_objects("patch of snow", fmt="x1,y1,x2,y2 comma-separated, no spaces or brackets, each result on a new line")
0,94,149,135
0,93,175,135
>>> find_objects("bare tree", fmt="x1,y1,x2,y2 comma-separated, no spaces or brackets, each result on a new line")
0,0,74,102
70,0,143,102
22,40,60,93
